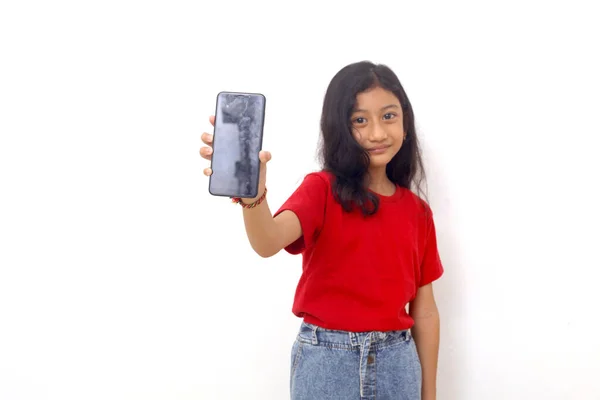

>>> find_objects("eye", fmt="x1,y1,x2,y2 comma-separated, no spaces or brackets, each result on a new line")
383,113,396,120
352,117,367,125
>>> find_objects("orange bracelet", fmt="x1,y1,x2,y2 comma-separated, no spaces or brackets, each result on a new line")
231,187,267,209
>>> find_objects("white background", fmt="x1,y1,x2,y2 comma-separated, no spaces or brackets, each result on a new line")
1,1,599,399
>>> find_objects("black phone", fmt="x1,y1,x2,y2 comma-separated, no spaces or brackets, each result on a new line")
208,91,266,198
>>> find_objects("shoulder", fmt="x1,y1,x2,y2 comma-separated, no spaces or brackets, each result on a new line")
307,170,334,183
282,170,332,207
397,187,434,218
298,170,333,191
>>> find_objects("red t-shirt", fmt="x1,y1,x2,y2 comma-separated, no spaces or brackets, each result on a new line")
274,171,444,332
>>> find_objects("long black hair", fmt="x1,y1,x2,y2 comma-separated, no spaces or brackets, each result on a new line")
318,61,427,216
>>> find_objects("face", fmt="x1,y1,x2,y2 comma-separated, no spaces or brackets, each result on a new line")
350,86,405,169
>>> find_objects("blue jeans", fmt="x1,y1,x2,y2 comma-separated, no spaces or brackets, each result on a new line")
290,321,422,400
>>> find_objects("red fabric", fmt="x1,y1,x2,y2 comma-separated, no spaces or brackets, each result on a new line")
274,171,444,332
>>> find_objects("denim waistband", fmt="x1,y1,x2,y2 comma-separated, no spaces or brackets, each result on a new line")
296,321,411,350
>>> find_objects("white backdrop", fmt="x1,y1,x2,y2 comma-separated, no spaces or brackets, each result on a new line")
1,1,599,399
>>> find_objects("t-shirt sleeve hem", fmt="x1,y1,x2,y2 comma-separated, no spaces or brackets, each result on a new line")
273,172,329,255
419,266,444,287
273,208,306,255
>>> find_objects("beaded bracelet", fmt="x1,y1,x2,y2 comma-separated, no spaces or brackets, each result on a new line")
231,187,267,209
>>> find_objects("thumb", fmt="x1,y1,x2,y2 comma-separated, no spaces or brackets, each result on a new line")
259,150,271,164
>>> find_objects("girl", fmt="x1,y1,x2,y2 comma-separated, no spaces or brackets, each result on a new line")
200,61,443,400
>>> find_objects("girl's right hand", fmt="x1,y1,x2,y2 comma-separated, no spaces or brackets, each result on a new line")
200,115,272,203
199,116,217,177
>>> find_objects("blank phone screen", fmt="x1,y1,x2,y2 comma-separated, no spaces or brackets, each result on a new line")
209,92,266,198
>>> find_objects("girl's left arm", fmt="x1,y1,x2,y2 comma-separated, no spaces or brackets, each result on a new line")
409,283,440,400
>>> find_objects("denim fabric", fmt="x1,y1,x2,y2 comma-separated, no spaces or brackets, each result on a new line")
290,321,421,400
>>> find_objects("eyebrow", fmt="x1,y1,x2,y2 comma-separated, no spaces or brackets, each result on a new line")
353,104,400,113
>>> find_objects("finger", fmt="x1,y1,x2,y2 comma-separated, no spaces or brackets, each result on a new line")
209,115,215,126
201,132,213,145
203,167,213,176
199,146,213,160
259,150,272,164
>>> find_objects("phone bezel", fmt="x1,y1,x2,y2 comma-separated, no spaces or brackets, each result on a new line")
208,91,266,199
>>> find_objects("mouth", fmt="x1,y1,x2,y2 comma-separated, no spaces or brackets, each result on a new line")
367,145,391,153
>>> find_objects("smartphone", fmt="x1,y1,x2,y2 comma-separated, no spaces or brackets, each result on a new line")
208,91,266,198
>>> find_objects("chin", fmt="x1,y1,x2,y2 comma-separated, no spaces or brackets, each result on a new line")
368,156,393,169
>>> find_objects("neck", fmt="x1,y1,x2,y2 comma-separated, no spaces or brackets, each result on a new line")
367,167,394,194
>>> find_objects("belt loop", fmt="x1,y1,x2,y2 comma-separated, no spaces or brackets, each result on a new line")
348,332,357,347
311,324,319,345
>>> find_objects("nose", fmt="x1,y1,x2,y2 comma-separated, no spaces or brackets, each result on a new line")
368,121,387,142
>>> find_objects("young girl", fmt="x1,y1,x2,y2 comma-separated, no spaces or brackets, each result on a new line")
200,61,443,400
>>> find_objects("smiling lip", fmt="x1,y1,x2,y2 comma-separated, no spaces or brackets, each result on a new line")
367,145,391,153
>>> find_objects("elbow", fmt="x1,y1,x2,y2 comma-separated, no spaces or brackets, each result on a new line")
251,235,284,258
256,250,274,258
410,303,439,321
253,245,279,258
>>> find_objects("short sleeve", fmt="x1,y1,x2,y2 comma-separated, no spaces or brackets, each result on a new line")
274,173,329,255
419,209,444,286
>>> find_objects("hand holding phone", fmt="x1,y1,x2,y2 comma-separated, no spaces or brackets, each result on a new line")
206,92,267,199
200,99,271,203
